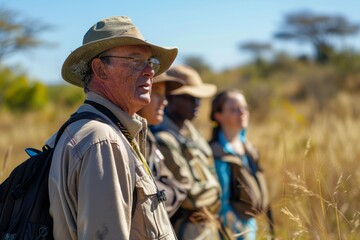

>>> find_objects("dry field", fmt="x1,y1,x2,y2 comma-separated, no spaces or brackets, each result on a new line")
1,93,360,239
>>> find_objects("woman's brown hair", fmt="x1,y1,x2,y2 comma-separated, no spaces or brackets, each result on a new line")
209,89,244,143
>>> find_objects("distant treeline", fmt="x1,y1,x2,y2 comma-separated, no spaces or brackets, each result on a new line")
0,65,84,112
1,50,360,120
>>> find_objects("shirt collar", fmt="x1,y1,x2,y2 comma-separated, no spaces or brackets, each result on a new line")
84,92,147,140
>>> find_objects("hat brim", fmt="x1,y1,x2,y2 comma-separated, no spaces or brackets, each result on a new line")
153,75,184,92
170,84,217,98
62,37,178,87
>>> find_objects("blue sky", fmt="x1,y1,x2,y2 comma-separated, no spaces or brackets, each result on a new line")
2,0,360,85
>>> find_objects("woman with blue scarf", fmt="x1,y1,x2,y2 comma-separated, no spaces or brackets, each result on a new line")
209,89,270,240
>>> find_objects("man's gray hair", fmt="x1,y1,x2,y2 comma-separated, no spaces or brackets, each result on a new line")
70,60,93,92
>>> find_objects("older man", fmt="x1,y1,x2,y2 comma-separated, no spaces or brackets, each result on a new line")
47,16,178,239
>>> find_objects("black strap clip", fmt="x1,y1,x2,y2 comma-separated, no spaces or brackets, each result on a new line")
157,189,167,202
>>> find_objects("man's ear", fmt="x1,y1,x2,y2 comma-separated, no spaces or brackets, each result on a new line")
91,58,108,80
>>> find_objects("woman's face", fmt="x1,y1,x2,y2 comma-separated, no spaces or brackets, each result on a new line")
214,92,249,132
137,82,167,125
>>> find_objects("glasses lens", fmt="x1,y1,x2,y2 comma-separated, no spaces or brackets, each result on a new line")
149,58,160,73
130,57,161,73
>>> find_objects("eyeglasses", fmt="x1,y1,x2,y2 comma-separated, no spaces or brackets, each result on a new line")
222,107,248,114
99,55,161,73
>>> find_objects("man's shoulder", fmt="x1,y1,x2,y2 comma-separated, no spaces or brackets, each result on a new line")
62,116,126,151
155,130,180,149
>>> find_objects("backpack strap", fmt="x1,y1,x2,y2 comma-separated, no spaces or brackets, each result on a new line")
54,111,105,146
244,142,259,163
84,100,151,175
158,128,212,163
84,100,132,143
21,112,105,191
210,141,244,166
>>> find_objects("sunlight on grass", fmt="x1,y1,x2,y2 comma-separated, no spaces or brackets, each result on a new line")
1,92,360,239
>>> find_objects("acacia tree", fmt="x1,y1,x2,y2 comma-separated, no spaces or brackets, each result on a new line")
0,7,51,111
274,10,360,63
239,41,272,64
0,7,50,61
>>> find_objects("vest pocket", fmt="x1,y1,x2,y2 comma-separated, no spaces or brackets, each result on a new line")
133,171,172,239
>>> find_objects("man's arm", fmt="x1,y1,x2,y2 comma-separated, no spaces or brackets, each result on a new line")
77,140,132,239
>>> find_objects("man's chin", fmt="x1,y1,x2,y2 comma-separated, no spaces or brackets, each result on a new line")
138,95,151,105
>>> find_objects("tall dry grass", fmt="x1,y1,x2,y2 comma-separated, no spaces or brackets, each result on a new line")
251,112,360,239
0,103,77,179
195,92,360,239
1,93,360,239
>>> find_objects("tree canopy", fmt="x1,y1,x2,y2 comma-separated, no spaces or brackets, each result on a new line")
239,41,272,63
0,7,50,61
274,10,360,63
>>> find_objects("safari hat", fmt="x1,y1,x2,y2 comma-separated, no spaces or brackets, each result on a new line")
153,72,184,93
167,65,217,98
62,16,178,87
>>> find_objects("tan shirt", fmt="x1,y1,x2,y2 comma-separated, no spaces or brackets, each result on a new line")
153,116,222,240
145,131,188,217
47,92,176,240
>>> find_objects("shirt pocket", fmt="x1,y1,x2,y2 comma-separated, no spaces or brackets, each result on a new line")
134,169,173,239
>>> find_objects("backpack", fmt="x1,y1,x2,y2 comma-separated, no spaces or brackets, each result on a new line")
210,141,269,219
0,111,104,240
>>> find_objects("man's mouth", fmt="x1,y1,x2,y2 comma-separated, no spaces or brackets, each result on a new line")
138,82,151,91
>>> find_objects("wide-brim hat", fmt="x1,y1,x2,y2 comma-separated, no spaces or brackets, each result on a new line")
153,72,184,92
62,16,178,87
167,65,217,98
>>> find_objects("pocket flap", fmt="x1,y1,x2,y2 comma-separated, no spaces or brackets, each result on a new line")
136,175,158,196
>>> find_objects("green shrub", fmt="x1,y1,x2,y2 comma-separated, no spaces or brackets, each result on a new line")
0,66,49,111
